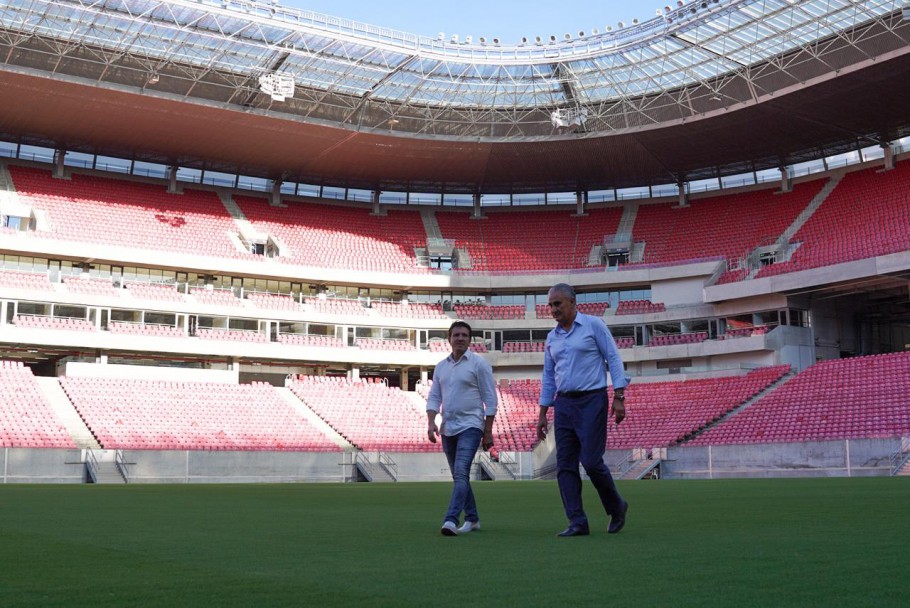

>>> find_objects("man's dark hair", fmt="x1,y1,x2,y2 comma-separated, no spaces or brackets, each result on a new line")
448,320,472,338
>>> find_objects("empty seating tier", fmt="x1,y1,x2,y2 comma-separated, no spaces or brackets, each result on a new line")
688,352,910,445
60,377,339,451
0,362,76,448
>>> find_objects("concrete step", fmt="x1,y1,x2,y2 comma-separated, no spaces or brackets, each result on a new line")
34,377,100,449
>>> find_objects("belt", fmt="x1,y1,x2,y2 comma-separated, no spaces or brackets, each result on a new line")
556,387,606,399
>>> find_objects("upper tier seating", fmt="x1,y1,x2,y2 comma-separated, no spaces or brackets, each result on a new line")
427,341,488,354
688,352,910,445
62,275,121,298
190,287,243,307
234,195,428,273
289,376,432,452
615,337,635,349
372,301,448,319
436,207,623,272
649,332,708,347
629,180,824,267
615,300,666,315
454,304,525,320
277,334,345,348
124,282,185,303
0,270,54,292
108,322,186,338
196,328,269,343
304,298,369,316
14,315,95,331
355,339,415,351
8,166,251,260
720,326,770,339
502,342,546,353
60,377,339,451
608,366,790,449
0,361,76,448
757,162,910,278
245,292,302,311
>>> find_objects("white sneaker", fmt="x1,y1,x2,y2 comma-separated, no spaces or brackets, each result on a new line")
458,521,480,534
440,521,458,536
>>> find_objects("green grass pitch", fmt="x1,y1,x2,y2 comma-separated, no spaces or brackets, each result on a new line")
0,478,906,607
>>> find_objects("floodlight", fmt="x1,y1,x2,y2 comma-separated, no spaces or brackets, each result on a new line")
492,37,500,45
591,28,599,34
564,33,572,40
465,35,472,44
578,30,585,37
535,35,543,44
549,34,557,43
147,72,159,84
451,34,458,43
437,32,444,41
520,36,529,44
656,8,663,16
606,25,613,32
617,21,625,28
632,18,639,24
479,36,487,44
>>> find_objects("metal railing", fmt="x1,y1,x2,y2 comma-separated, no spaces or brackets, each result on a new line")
115,450,130,483
377,452,398,481
888,437,910,476
85,449,99,483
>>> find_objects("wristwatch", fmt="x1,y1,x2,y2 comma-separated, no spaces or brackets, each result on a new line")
614,391,625,401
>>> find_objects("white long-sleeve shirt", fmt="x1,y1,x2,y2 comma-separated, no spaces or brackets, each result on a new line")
426,350,498,436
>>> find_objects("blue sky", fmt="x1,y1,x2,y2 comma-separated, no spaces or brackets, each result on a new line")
281,1,647,45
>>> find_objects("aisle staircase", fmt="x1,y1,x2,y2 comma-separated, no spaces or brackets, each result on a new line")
34,377,100,449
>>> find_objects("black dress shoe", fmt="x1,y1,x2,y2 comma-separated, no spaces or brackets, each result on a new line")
557,524,590,537
608,501,629,534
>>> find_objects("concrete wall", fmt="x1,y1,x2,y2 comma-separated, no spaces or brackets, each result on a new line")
663,438,898,479
1,448,84,483
2,439,900,483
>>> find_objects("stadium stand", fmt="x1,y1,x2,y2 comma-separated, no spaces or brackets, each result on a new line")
0,270,54,292
14,315,95,331
371,301,448,319
355,339,414,351
276,334,346,348
60,377,338,451
629,180,825,268
436,207,623,272
8,166,251,259
62,275,121,298
615,300,666,315
233,195,428,273
454,303,525,320
757,162,910,277
108,322,186,338
688,353,910,445
124,282,185,303
608,366,790,449
196,328,269,343
245,291,302,311
0,361,76,448
288,376,431,452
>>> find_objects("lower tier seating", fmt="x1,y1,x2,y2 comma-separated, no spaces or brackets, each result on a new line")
0,362,76,448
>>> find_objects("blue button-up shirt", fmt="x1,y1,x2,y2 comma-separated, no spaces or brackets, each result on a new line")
539,312,629,406
427,350,498,436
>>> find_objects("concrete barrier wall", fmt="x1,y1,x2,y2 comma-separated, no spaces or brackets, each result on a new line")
2,439,900,483
2,448,84,483
664,438,898,479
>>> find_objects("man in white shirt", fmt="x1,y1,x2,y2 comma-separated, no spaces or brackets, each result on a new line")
426,321,498,536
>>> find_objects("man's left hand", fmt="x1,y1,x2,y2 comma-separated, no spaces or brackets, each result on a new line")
482,431,494,451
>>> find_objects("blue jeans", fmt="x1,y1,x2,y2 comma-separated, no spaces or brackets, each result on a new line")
554,391,624,528
441,427,483,525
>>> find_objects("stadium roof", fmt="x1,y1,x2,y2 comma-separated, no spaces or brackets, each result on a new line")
1,0,909,193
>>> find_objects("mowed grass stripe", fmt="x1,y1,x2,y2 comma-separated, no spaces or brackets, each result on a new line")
0,479,906,607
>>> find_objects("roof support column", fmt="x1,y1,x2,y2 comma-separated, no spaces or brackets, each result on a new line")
270,179,282,207
573,190,587,216
677,181,688,207
779,167,792,193
370,190,386,216
166,165,179,194
53,149,65,179
471,193,483,219
881,142,895,171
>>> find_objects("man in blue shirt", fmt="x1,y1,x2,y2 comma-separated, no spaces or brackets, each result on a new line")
427,321,498,536
536,283,629,537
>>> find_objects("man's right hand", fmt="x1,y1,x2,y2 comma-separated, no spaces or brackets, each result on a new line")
536,412,549,441
427,422,439,443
